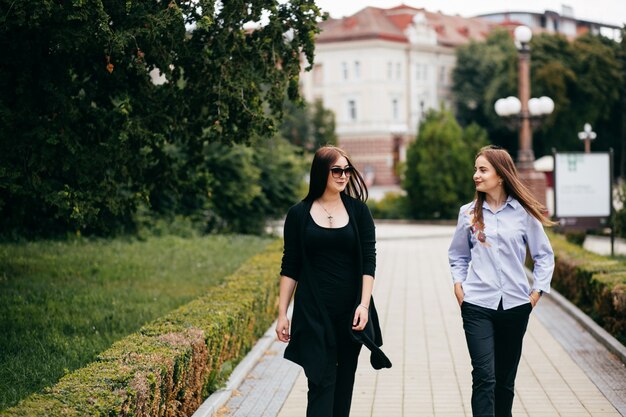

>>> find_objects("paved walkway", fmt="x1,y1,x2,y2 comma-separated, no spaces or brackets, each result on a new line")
209,224,626,417
583,235,626,257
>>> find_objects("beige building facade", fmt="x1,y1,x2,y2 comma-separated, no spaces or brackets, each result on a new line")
300,5,493,185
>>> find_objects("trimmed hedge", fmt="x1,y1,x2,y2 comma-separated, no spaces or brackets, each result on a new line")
1,240,282,417
548,233,626,345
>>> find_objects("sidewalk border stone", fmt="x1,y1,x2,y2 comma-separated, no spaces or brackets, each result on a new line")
526,268,626,365
191,322,278,417
548,288,626,364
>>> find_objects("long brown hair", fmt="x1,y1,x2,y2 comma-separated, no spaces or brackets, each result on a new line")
473,146,554,227
304,146,368,202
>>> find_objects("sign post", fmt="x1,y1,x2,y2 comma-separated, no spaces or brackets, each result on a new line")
553,151,614,256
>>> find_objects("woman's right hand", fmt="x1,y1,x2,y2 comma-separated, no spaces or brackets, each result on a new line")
276,315,291,342
454,282,464,306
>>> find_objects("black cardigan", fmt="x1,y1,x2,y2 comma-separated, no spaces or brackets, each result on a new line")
280,193,391,384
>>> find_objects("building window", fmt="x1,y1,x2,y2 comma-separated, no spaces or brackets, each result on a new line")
387,62,392,79
392,98,399,120
348,99,357,121
396,62,402,79
342,62,349,80
354,61,361,79
439,66,446,85
416,64,429,81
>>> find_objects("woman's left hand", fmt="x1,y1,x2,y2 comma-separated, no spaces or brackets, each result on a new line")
352,304,369,331
529,292,540,308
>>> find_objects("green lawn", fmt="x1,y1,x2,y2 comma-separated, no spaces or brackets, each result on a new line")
0,234,273,411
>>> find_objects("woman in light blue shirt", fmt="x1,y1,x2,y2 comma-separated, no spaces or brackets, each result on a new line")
448,145,555,417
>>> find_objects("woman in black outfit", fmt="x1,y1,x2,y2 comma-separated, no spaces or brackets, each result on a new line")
276,146,391,417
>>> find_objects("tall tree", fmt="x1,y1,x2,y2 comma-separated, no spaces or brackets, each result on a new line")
280,98,337,150
532,33,623,157
310,99,338,149
403,109,489,219
452,29,624,174
0,0,323,236
619,27,626,178
452,29,518,154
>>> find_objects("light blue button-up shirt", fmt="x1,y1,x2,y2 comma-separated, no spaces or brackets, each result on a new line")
448,196,554,310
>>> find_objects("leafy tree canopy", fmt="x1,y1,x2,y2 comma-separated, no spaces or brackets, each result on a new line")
403,109,489,219
280,98,337,150
0,0,323,237
452,28,625,175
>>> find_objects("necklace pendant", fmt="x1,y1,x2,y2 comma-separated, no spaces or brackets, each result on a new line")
328,215,333,226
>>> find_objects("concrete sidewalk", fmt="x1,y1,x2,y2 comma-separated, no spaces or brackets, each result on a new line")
584,235,626,257
208,224,626,417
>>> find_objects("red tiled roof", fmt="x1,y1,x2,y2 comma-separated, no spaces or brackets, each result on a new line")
318,7,408,44
317,4,494,46
421,10,494,46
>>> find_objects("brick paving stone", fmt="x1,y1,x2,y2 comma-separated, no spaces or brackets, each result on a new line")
212,224,624,417
532,294,626,415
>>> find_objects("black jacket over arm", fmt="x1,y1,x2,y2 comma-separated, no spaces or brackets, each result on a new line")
280,193,391,385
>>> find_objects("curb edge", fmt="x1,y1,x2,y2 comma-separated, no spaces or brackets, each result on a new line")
191,322,278,417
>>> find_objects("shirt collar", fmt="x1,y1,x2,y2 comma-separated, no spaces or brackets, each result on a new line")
506,196,520,209
478,195,520,211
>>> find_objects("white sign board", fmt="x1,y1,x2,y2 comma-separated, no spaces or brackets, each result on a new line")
554,153,611,217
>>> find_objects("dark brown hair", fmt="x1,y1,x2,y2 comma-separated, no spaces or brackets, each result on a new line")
473,145,555,227
304,146,368,202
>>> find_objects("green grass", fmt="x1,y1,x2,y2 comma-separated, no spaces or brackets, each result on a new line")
0,234,273,411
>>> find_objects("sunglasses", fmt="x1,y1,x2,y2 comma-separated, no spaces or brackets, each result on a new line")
330,166,353,178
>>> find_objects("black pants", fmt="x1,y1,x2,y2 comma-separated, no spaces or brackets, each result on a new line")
461,300,532,417
306,314,362,417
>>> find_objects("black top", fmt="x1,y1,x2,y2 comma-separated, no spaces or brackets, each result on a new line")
305,215,358,315
280,193,391,384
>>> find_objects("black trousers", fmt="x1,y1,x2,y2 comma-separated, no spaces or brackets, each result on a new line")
306,313,362,417
461,300,532,417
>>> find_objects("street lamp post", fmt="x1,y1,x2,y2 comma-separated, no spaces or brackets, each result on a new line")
578,123,597,153
494,25,554,207
516,25,533,171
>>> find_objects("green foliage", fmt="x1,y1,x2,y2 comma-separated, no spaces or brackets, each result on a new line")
452,28,625,174
531,33,624,158
0,0,322,237
253,138,309,218
547,233,626,345
280,98,337,150
280,100,311,148
1,241,282,416
0,234,272,410
403,109,489,219
204,143,264,231
614,182,626,239
563,230,587,246
452,29,518,152
205,137,306,233
367,192,411,219
310,99,338,149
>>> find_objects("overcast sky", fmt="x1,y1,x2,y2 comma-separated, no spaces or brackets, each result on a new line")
313,0,626,28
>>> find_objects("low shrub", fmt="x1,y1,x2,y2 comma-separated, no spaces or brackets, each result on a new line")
1,241,282,417
548,233,626,345
367,192,411,220
0,234,270,410
563,230,587,246
590,272,626,341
